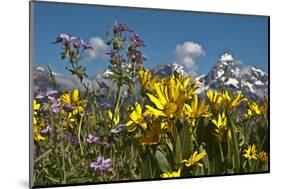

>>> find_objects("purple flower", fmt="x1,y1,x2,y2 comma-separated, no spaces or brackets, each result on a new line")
53,33,70,43
62,104,75,112
80,39,93,50
50,98,60,113
114,23,133,33
110,124,126,134
39,125,51,135
46,90,58,97
90,156,112,174
87,133,108,145
86,133,101,144
35,90,58,99
131,50,146,64
131,34,145,47
70,36,80,48
100,103,112,109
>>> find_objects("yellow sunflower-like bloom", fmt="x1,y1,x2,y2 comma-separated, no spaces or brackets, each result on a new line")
245,100,261,118
61,88,85,115
138,120,168,145
126,102,147,131
144,75,192,118
33,99,40,114
221,91,245,110
60,89,85,128
181,151,207,168
34,118,46,142
211,111,227,141
243,144,258,160
108,109,120,127
260,97,268,115
33,100,46,142
258,151,268,163
139,68,158,91
206,90,223,110
184,94,211,126
160,169,181,178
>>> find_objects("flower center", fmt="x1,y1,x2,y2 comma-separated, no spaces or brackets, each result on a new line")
164,102,178,116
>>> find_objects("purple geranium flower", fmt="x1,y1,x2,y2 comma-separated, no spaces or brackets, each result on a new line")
131,50,146,64
114,23,133,33
70,36,80,48
90,156,112,174
86,133,101,144
35,89,58,100
110,124,126,134
100,103,112,109
80,39,93,50
49,97,60,113
52,33,70,43
87,133,108,145
39,125,51,135
61,104,75,112
131,34,145,47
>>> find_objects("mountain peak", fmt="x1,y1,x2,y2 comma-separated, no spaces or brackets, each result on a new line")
196,53,268,98
219,53,234,63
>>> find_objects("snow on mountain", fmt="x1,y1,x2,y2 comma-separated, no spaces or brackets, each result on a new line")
33,52,268,99
196,53,268,98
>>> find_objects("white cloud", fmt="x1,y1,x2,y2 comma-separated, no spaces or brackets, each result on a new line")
88,37,107,60
174,41,205,76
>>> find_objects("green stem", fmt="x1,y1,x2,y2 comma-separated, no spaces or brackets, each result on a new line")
78,114,84,156
218,142,225,163
226,111,240,172
111,83,122,127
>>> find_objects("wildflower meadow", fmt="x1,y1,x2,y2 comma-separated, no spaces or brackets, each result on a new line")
32,22,269,187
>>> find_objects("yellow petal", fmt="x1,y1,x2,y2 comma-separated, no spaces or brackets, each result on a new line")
147,93,164,110
145,105,166,117
71,88,79,103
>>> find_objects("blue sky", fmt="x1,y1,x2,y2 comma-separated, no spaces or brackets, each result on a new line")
32,2,268,77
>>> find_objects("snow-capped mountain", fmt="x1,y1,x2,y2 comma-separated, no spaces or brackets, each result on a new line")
196,53,268,98
33,65,99,93
153,62,185,76
33,52,268,99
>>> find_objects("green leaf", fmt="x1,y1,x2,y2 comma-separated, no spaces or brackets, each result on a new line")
179,125,193,161
155,150,171,173
174,134,182,164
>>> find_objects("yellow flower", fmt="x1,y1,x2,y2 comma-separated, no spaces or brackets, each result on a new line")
184,94,211,126
60,89,85,128
181,151,207,168
206,90,222,110
108,110,120,126
243,144,258,160
33,99,41,114
246,100,261,118
144,75,191,118
211,111,227,141
33,117,46,142
258,151,268,163
33,100,46,142
221,91,245,110
160,169,181,178
61,89,85,114
138,120,168,145
260,97,268,115
126,102,147,131
139,68,158,90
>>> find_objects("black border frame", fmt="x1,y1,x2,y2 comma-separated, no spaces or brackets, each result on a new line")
29,1,270,188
